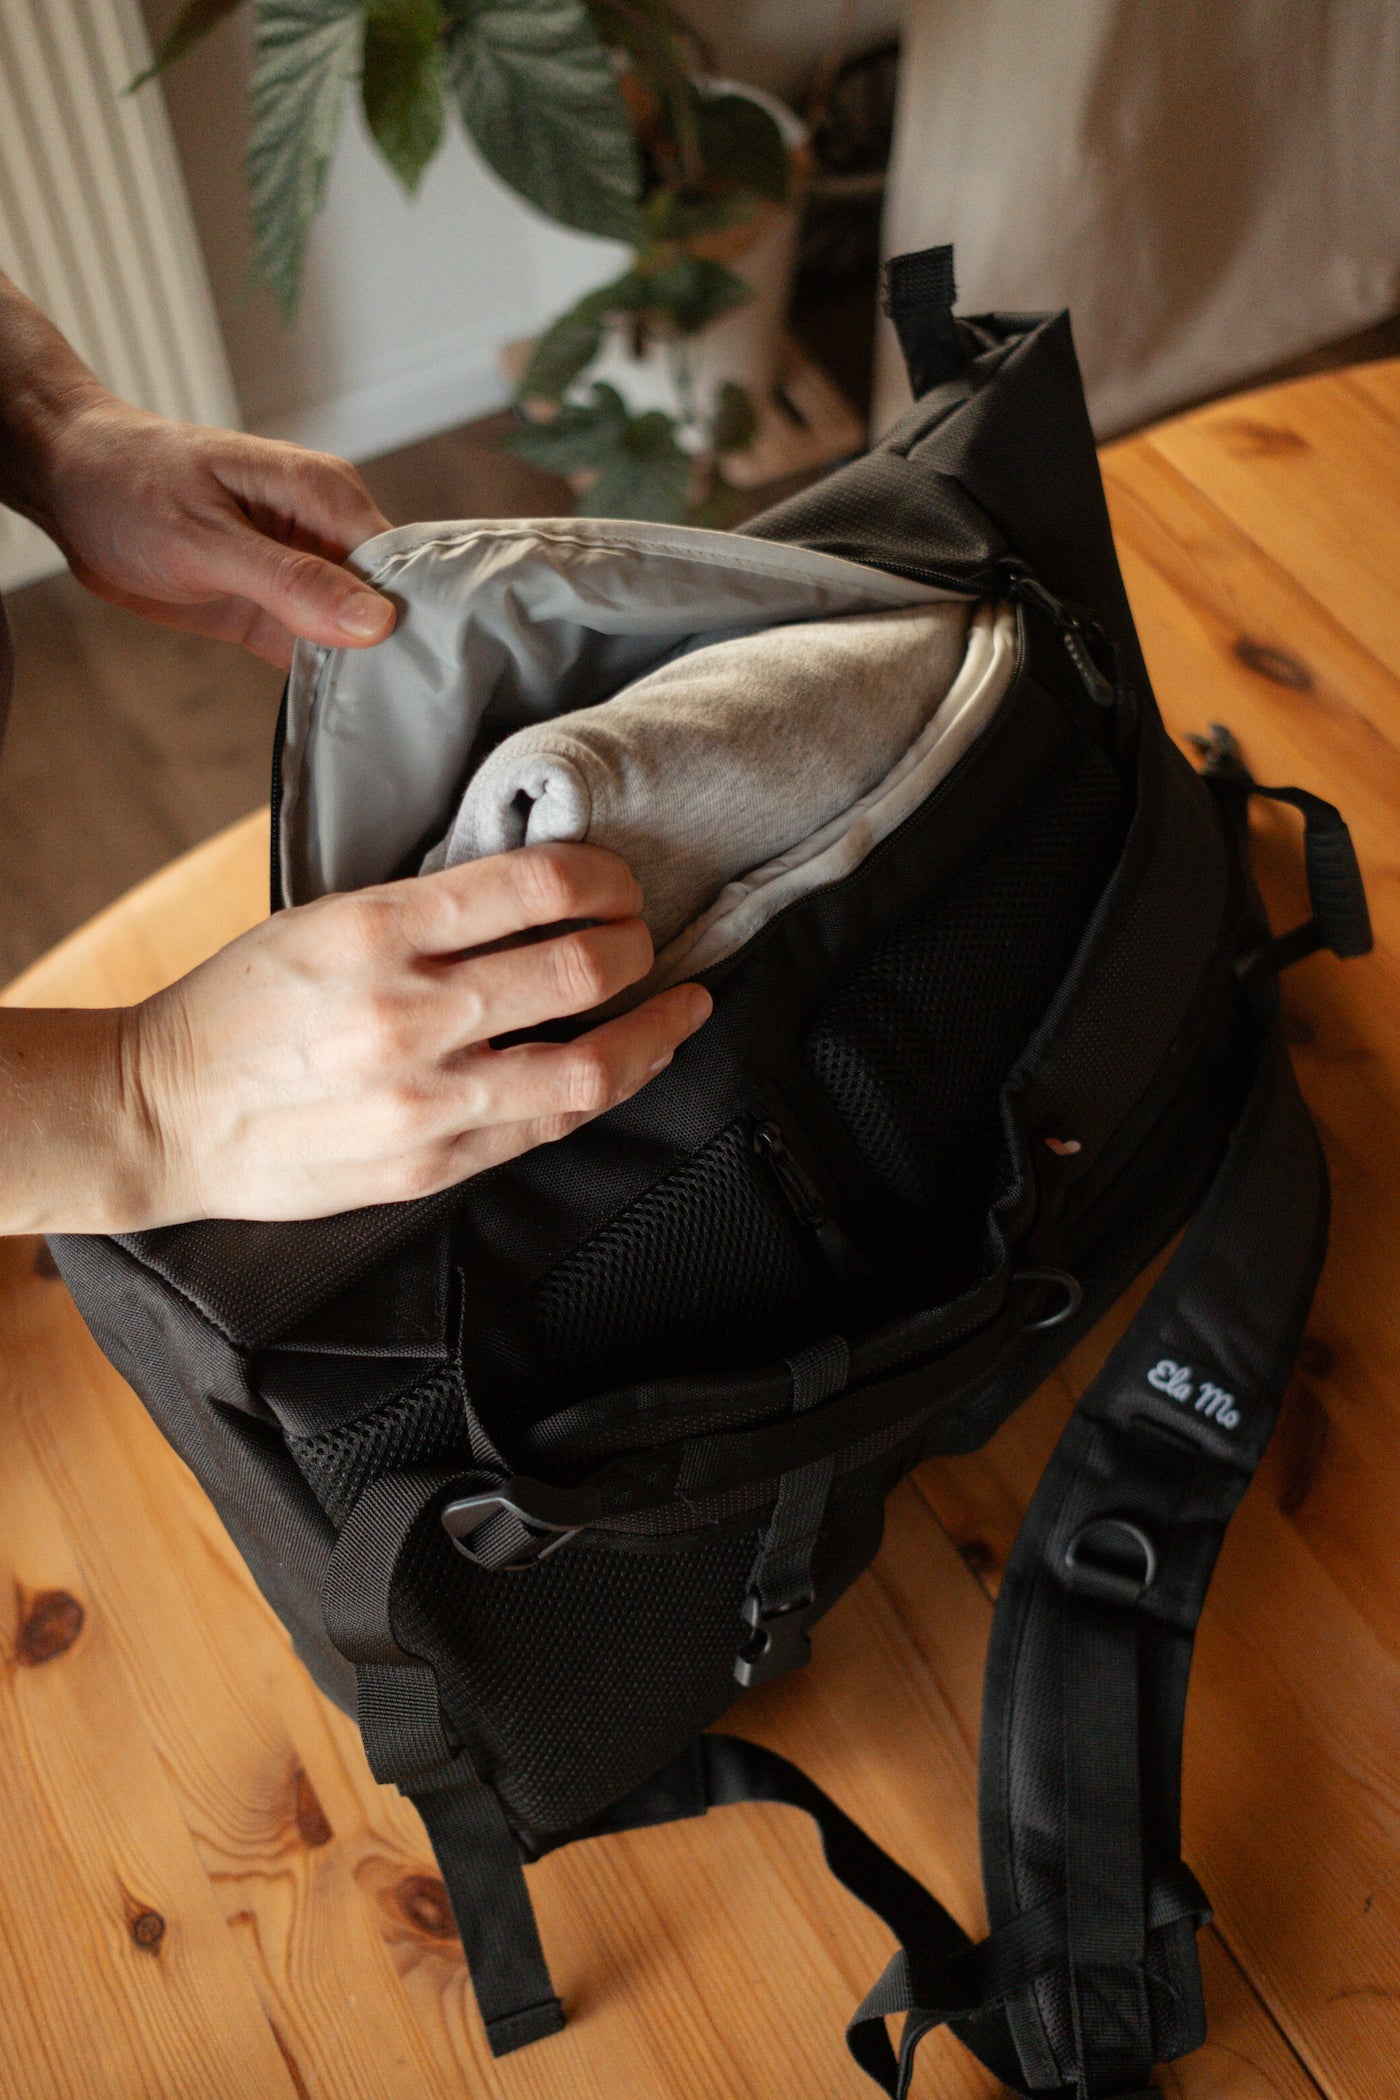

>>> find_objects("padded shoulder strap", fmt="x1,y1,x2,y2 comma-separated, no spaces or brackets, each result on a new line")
540,1008,1324,2100
872,1009,1326,2100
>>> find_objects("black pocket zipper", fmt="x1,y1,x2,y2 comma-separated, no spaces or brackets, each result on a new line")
752,1119,875,1298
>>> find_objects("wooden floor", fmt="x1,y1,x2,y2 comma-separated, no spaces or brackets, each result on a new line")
2,361,1399,2098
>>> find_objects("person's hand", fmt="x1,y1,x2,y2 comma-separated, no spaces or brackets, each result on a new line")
0,272,393,663
0,844,711,1234
31,393,394,669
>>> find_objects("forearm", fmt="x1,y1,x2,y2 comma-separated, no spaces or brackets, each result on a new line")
0,272,107,529
0,1005,162,1236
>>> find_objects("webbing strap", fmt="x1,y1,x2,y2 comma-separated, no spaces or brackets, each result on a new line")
575,1734,1204,2099
969,1013,1328,2099
321,1465,563,2056
735,1337,848,1685
411,1765,564,2054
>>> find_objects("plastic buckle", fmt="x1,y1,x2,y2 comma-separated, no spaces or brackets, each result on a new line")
441,1479,583,1570
733,1592,816,1688
1063,1517,1157,1606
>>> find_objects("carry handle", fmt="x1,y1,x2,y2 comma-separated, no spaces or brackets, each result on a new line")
882,243,973,396
1190,723,1373,970
1254,783,1373,960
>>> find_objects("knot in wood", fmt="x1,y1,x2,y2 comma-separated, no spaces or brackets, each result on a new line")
397,1873,456,1939
293,1766,333,1848
1233,637,1314,690
17,1588,84,1665
130,1909,165,1953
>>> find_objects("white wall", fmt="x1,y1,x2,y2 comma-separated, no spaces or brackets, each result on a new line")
142,0,901,463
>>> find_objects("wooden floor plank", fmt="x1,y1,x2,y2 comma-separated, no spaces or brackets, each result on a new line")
1141,364,1400,684
0,1271,304,2100
5,1236,468,2100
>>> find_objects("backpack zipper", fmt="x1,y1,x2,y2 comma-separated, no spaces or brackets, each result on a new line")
1002,567,1117,711
753,1119,874,1295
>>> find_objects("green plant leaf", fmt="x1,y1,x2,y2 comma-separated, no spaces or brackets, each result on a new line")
578,407,690,520
506,383,690,520
248,0,364,321
639,254,748,335
444,0,641,241
363,0,446,192
129,0,249,90
643,186,752,245
517,301,607,400
710,379,757,456
585,0,700,184
694,88,789,202
505,381,629,472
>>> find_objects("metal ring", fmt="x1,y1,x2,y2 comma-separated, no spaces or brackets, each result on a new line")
1013,1266,1084,1331
1064,1517,1158,1603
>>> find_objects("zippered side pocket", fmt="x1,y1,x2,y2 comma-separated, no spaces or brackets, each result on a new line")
751,1115,876,1302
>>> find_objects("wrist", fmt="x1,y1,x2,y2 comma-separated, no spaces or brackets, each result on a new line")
0,1004,179,1234
0,279,109,532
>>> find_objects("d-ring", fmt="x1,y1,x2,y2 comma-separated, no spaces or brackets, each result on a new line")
1013,1267,1084,1331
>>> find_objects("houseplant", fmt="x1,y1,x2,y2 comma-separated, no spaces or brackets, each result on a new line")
137,0,803,520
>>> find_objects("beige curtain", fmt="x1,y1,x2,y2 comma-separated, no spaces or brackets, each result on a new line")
877,0,1400,437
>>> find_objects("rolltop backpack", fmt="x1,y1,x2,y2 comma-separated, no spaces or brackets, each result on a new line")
50,247,1374,2099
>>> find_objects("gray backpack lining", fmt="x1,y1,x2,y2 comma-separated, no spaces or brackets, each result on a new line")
279,518,1014,981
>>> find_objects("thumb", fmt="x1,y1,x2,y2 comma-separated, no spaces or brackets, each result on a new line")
197,515,396,649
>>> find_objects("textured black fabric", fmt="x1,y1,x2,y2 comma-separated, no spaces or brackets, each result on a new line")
800,731,1128,1229
288,1366,470,1525
476,1118,826,1432
411,1769,564,2056
46,259,1350,2100
968,1018,1327,2096
394,1514,763,1837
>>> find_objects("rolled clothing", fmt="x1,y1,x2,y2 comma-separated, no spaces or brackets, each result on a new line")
429,600,973,948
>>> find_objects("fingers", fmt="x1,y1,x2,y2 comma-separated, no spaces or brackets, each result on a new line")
64,575,305,668
449,982,712,1136
191,517,396,651
388,843,646,955
438,916,656,1044
215,434,391,560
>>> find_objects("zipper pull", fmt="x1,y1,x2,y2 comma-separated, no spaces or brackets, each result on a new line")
754,1120,827,1227
1005,567,1117,711
754,1121,875,1295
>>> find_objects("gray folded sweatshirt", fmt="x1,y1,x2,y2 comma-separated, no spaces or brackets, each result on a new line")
430,601,973,948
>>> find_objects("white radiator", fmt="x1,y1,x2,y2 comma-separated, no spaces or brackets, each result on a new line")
0,0,236,590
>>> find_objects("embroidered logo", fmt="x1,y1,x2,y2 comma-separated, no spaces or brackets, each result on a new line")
1146,1358,1241,1431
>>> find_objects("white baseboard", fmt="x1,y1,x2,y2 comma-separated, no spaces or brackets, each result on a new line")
251,345,514,464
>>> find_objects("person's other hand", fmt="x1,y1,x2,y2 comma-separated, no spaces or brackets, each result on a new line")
35,394,394,668
121,843,709,1226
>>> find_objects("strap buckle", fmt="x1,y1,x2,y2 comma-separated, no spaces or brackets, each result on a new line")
734,1591,816,1687
441,1479,584,1570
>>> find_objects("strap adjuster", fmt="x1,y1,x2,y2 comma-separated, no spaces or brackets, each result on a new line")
1063,1517,1157,1605
734,1591,816,1687
441,1479,584,1570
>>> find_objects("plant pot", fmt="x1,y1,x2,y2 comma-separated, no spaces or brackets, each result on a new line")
582,81,809,444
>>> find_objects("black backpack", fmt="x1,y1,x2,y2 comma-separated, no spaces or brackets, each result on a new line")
51,248,1373,2100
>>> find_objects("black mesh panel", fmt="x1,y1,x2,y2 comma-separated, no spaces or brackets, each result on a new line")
480,1120,825,1427
288,1367,470,1525
395,1519,762,1837
800,735,1129,1229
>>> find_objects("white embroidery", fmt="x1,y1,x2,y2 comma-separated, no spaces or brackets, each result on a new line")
1145,1358,1240,1431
